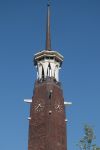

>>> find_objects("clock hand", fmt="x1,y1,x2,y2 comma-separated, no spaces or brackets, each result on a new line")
35,104,40,110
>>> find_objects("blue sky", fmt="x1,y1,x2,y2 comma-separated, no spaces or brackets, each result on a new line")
0,0,100,149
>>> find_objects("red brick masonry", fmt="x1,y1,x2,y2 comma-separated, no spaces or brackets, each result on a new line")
28,78,67,150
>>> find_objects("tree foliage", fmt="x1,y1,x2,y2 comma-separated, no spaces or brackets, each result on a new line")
77,125,96,150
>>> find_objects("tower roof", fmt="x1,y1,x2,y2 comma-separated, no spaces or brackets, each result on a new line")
45,1,51,51
34,1,64,82
34,1,64,67
34,50,64,65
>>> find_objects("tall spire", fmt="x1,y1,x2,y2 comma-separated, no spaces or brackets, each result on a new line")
46,0,51,51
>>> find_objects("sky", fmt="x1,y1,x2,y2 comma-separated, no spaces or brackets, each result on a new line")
0,0,100,150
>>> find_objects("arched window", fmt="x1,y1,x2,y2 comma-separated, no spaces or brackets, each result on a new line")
48,63,51,77
38,63,42,79
54,64,59,81
42,66,44,80
47,68,48,76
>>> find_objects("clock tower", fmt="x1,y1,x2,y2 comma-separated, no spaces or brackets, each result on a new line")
25,2,71,150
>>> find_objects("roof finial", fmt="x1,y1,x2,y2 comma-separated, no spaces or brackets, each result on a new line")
48,0,51,6
46,0,51,51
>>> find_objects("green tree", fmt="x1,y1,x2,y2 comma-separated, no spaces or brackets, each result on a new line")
96,148,100,150
77,125,96,150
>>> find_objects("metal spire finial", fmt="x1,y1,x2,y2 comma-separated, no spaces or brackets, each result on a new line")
46,0,51,51
48,0,51,6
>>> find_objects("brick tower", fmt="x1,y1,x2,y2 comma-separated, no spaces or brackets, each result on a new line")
25,2,72,150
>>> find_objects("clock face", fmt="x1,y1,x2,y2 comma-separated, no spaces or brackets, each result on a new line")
33,98,45,112
55,104,63,112
35,103,44,112
55,99,63,112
